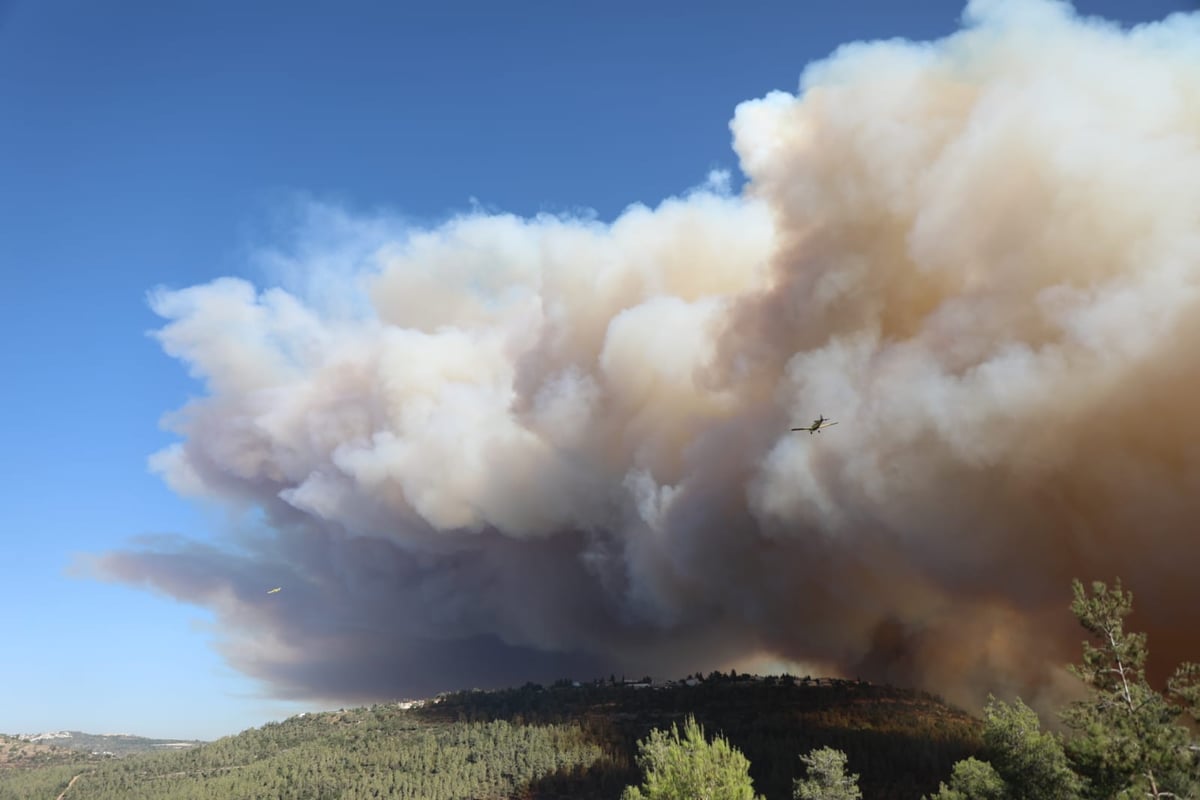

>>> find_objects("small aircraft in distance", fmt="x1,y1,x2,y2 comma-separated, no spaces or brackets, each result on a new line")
792,415,838,434
267,587,282,594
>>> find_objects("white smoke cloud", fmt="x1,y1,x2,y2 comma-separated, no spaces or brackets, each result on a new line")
92,0,1200,709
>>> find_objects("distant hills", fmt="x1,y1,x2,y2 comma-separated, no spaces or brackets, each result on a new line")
0,673,982,800
7,731,203,757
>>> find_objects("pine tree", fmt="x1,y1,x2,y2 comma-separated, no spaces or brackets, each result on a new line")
928,757,1006,800
926,697,1079,800
981,696,1082,799
928,579,1200,800
793,746,862,800
1061,579,1200,800
621,715,764,800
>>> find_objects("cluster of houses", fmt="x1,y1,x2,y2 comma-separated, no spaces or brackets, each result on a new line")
627,673,874,690
394,699,426,710
556,672,875,691
381,672,877,712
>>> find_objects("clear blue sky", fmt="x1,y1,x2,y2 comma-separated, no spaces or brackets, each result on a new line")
1,0,1190,741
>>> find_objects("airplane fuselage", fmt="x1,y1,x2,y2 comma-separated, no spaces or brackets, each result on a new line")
791,416,837,434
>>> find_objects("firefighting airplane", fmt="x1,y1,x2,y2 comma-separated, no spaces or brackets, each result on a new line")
792,415,838,434
266,587,282,594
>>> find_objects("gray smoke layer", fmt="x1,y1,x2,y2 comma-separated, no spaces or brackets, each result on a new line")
92,0,1200,709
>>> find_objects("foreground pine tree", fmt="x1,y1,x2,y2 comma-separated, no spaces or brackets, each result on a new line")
1062,579,1200,800
927,696,1081,800
622,715,764,800
793,746,862,800
929,578,1200,800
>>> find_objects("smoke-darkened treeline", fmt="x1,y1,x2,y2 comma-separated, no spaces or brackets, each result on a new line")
426,676,981,799
0,678,980,800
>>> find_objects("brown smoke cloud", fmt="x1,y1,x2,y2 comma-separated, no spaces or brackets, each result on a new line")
90,0,1200,710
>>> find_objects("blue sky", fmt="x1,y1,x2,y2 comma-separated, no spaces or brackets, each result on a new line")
1,0,1193,741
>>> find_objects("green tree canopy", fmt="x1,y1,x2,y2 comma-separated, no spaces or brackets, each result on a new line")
983,696,1082,800
793,746,862,800
928,757,1007,800
622,714,764,800
1061,578,1200,800
926,697,1080,800
929,578,1200,800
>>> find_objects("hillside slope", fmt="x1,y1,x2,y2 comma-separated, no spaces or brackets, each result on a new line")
0,675,981,800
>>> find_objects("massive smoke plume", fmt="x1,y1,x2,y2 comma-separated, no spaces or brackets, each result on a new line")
92,0,1200,710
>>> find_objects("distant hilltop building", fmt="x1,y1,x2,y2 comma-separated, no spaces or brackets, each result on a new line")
18,731,72,742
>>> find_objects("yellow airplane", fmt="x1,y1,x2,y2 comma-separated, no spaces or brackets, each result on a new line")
267,587,282,594
792,415,838,435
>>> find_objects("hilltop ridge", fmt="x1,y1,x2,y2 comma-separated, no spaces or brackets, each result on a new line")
7,731,203,757
0,673,980,799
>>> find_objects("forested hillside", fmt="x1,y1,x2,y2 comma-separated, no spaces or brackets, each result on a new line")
0,734,86,770
426,675,980,799
0,675,981,800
